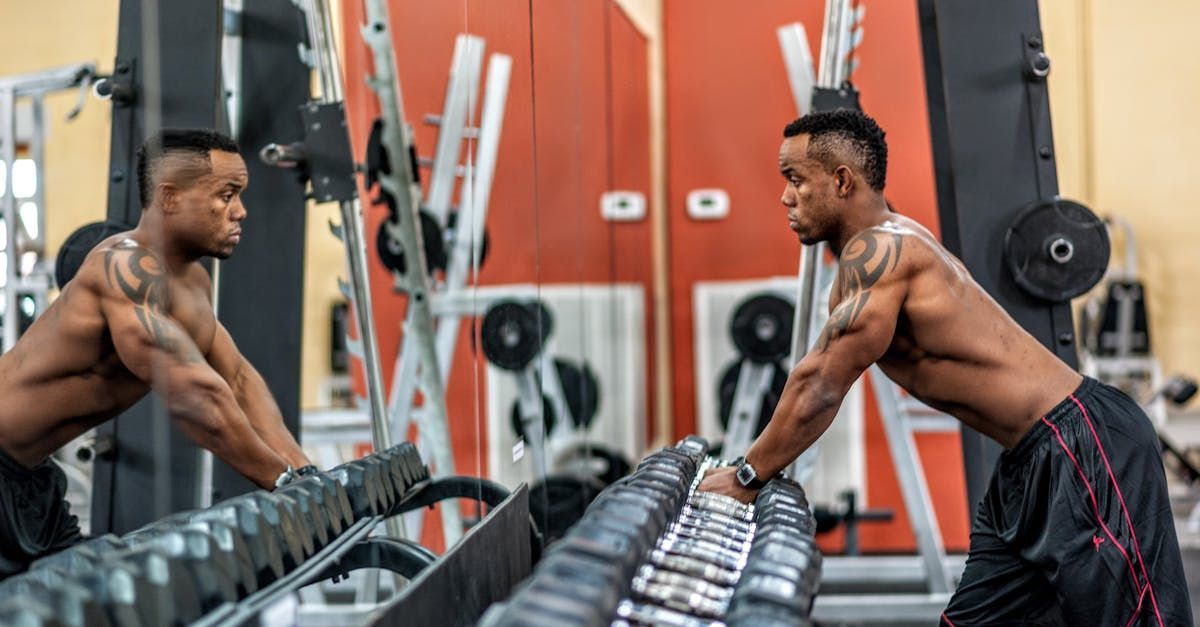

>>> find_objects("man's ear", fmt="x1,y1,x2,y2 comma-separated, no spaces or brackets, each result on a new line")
158,182,180,214
833,165,854,198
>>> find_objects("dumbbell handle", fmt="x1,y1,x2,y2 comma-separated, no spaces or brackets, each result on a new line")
636,565,735,601
635,581,728,618
650,550,741,586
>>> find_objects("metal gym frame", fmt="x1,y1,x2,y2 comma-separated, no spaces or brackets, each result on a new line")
0,64,96,353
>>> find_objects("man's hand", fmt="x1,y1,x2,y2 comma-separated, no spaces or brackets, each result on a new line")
697,466,759,505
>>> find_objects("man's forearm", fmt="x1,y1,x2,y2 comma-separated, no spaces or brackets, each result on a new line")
234,367,311,468
744,364,843,478
166,376,289,489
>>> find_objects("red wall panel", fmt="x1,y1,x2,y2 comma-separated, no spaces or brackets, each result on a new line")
340,0,655,546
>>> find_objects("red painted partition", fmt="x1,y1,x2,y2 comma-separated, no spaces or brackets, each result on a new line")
340,1,655,548
663,0,968,553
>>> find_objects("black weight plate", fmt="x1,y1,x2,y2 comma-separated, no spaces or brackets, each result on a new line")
55,221,129,288
1004,198,1110,302
481,300,552,371
730,294,795,363
556,358,601,429
510,393,558,443
446,208,491,269
718,359,788,436
364,118,389,190
375,211,445,275
529,476,605,543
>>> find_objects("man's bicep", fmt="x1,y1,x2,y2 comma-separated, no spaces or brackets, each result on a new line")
206,322,245,383
812,229,908,378
813,284,901,375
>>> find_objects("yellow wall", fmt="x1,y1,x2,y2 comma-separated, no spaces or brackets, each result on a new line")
1042,0,1200,400
0,1,118,248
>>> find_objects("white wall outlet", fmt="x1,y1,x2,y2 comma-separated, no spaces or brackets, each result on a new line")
601,191,646,221
686,188,730,220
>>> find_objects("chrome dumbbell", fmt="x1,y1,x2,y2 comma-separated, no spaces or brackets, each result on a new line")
635,564,735,602
668,521,754,548
649,550,741,587
632,581,730,618
614,599,727,627
658,535,748,571
678,506,757,532
688,492,755,520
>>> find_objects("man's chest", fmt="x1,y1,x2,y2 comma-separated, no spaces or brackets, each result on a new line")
165,280,217,355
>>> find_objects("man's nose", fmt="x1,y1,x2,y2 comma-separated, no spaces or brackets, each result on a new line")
232,200,247,221
781,186,796,207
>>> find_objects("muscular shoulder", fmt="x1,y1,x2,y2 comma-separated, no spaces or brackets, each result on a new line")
839,223,928,288
75,238,170,311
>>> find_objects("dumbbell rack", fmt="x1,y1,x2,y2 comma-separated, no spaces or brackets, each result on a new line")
484,436,822,626
0,444,534,626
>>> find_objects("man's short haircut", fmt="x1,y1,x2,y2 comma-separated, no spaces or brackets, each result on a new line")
783,109,888,191
136,129,240,208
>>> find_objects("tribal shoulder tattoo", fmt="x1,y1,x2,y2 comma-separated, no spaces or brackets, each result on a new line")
815,229,904,352
104,245,204,364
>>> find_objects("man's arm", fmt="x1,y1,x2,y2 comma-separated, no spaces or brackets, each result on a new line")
701,228,909,499
95,245,289,489
206,322,311,469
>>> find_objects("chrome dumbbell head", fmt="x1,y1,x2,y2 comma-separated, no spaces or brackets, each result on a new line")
649,550,742,587
633,581,730,618
615,599,728,627
658,535,749,570
669,521,753,548
686,494,755,521
678,506,757,532
635,565,735,602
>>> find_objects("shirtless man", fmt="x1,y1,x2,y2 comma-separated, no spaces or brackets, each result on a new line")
699,110,1190,625
0,129,312,578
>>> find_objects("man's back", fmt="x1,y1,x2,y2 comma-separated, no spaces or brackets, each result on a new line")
836,214,1081,448
0,235,214,466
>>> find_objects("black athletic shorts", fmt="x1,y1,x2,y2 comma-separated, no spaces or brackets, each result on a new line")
0,446,82,579
941,377,1192,626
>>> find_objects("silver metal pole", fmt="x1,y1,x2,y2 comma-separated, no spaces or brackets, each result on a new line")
298,0,405,546
362,0,462,545
1,88,18,353
426,35,484,226
869,366,952,593
777,23,816,118
434,54,511,385
29,95,45,256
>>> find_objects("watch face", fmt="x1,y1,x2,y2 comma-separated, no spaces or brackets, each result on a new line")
736,463,755,486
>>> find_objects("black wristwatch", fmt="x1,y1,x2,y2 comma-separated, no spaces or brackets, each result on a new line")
733,457,767,490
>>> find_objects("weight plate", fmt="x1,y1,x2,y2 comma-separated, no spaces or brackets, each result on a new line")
529,476,604,543
729,294,795,363
510,393,558,443
717,359,788,436
446,209,491,270
375,211,446,276
55,220,130,288
556,358,601,429
481,300,553,371
1004,198,1110,302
